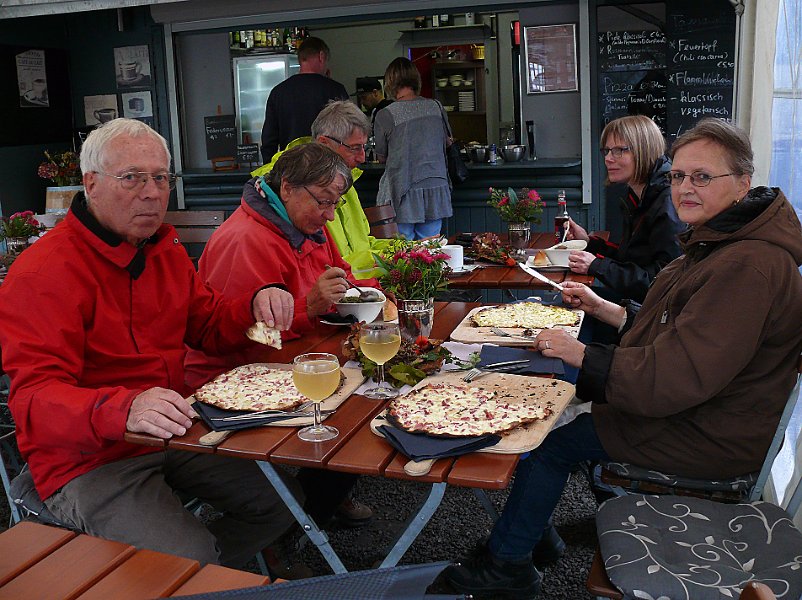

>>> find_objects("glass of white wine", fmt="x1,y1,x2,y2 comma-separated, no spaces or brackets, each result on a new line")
293,353,341,442
359,322,402,400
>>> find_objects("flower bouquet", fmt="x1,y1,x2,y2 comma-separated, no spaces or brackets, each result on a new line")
342,326,456,387
468,232,517,266
373,239,450,300
38,150,82,187
488,187,544,224
1,211,45,240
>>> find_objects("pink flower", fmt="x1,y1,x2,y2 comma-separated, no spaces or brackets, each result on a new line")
498,198,509,206
390,269,403,283
527,189,541,202
407,268,423,282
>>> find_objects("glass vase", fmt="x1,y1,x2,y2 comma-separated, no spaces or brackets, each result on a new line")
397,298,435,342
4,237,30,255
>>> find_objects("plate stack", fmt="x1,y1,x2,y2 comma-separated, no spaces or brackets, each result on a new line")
458,91,475,112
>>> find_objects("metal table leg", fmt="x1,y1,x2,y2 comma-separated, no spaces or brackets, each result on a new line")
256,460,347,574
378,482,447,569
473,488,499,521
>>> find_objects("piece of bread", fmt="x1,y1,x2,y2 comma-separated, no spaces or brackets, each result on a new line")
533,250,549,267
383,300,398,322
246,321,282,349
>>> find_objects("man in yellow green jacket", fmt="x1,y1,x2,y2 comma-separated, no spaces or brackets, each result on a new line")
253,100,391,279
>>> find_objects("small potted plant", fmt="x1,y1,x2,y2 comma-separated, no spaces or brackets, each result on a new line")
38,150,83,214
374,239,450,341
1,211,45,255
488,186,544,253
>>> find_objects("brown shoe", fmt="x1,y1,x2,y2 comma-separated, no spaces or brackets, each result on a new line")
335,497,373,527
261,528,314,580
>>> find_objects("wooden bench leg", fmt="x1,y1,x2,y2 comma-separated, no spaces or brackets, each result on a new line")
586,549,623,599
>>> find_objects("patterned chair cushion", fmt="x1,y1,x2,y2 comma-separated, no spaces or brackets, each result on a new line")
8,468,69,528
604,461,759,494
597,494,802,600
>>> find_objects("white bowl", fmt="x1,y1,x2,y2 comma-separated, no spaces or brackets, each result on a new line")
334,287,386,323
543,240,587,267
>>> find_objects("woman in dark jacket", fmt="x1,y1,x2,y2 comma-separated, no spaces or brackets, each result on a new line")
566,115,686,302
445,119,802,600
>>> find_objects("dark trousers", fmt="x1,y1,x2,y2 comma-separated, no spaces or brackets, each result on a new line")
488,413,610,561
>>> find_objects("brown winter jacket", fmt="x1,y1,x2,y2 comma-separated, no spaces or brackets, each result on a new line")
582,187,802,478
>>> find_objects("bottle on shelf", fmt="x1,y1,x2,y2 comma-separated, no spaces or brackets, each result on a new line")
489,143,497,165
414,16,426,28
439,14,452,26
432,14,440,27
554,190,569,241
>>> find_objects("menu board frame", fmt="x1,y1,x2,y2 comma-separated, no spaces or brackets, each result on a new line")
523,24,578,94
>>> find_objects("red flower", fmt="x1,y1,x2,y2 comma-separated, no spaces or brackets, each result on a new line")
498,198,509,206
406,268,423,282
414,335,429,348
390,269,403,283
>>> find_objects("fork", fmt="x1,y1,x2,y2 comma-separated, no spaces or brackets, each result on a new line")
490,327,537,341
462,365,525,383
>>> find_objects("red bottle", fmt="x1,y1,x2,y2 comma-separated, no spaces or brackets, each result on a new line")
554,190,569,242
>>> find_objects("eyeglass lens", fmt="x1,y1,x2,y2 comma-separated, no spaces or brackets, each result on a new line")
600,146,629,158
117,171,177,190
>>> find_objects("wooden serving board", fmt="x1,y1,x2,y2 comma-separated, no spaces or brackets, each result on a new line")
193,363,365,428
449,305,584,347
370,370,575,454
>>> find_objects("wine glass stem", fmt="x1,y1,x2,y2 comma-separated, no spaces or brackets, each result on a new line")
376,363,386,389
312,402,322,429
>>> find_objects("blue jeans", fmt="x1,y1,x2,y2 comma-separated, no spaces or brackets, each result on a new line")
488,413,610,561
398,219,443,240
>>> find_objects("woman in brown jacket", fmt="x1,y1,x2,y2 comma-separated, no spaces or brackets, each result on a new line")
445,119,802,600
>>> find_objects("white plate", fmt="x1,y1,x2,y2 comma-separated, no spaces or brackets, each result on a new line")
319,319,354,327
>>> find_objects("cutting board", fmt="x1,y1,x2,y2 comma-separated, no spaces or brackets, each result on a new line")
193,362,365,428
370,370,575,454
449,305,584,347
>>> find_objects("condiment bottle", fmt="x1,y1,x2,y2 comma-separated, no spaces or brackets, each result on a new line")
489,143,497,165
554,190,569,241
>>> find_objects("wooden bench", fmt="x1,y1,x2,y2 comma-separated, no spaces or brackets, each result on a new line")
163,210,225,266
0,522,271,599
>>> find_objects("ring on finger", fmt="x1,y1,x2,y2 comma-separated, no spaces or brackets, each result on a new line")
544,340,551,350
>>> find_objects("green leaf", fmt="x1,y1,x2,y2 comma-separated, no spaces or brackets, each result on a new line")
388,364,427,387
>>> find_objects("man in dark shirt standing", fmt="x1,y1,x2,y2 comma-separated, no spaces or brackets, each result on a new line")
353,77,393,129
260,37,348,162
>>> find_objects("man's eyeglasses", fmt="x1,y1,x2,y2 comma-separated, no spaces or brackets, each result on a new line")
324,135,367,154
600,146,631,158
303,186,344,209
665,171,734,187
98,171,179,190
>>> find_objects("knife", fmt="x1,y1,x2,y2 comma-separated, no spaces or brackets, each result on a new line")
480,359,531,369
518,262,565,292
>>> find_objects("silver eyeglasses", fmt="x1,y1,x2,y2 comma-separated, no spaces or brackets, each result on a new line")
666,171,734,187
303,186,344,209
600,146,631,158
324,135,367,154
98,171,179,190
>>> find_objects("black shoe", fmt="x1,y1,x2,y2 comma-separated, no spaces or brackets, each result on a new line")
443,542,540,600
531,523,566,569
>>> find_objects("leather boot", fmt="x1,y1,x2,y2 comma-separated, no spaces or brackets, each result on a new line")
531,522,566,569
443,542,540,599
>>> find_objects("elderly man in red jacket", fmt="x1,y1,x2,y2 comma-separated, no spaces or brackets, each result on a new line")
0,118,300,569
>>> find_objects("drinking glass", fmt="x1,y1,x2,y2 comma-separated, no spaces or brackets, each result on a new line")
293,353,341,442
359,322,402,400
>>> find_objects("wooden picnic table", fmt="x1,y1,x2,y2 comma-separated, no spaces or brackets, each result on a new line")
447,231,608,290
126,302,523,574
0,521,271,600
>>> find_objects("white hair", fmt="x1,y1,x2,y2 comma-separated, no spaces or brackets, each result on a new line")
80,118,171,174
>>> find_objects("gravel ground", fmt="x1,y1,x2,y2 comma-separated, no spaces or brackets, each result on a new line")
0,467,599,599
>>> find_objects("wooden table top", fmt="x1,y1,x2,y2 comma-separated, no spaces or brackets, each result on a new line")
0,522,270,600
448,231,607,289
126,302,519,491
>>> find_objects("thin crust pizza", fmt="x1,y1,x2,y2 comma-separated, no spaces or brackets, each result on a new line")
387,382,553,437
246,321,282,349
195,364,305,412
471,302,579,330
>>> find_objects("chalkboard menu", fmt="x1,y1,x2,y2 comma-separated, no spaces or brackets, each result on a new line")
204,114,237,160
236,143,260,165
597,0,735,141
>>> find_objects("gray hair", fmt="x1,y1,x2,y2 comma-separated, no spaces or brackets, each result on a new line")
311,100,370,142
80,118,171,174
670,118,754,176
266,143,352,194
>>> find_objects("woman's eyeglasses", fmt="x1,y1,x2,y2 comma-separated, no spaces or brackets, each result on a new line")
303,186,344,209
324,135,367,154
98,171,179,190
600,146,630,158
665,171,734,187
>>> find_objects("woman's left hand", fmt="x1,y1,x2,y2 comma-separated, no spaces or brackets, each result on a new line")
568,250,595,274
534,329,585,368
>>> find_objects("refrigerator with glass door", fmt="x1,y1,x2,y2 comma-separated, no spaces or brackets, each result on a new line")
232,54,300,147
